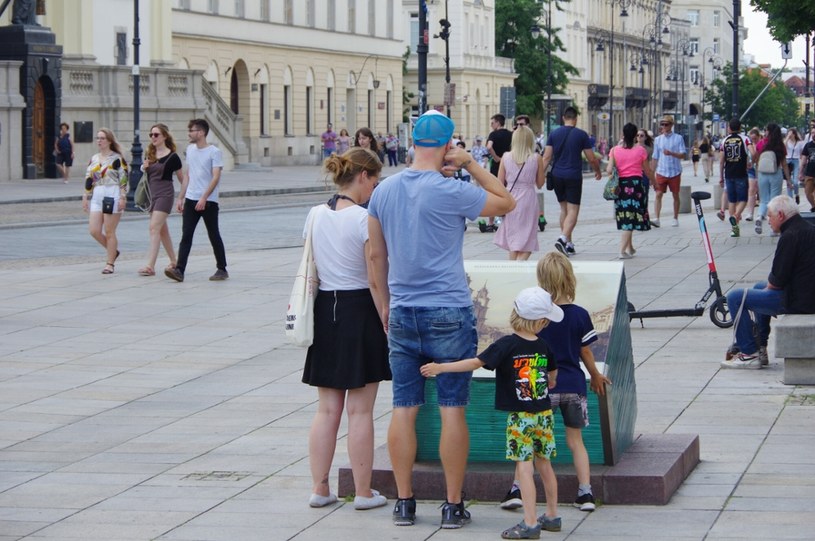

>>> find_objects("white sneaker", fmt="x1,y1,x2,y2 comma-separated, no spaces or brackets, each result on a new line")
720,353,761,370
309,492,338,508
758,346,769,366
671,218,679,227
651,219,661,228
354,489,387,510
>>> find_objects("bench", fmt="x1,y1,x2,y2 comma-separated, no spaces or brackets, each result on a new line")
774,314,815,385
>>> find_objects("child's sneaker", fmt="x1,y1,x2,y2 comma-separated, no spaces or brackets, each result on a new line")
574,492,596,512
500,487,523,510
729,216,740,237
537,514,562,532
501,521,541,539
716,210,725,221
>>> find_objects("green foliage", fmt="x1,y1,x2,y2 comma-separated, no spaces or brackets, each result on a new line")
496,0,578,119
750,0,815,42
402,46,415,122
706,63,802,129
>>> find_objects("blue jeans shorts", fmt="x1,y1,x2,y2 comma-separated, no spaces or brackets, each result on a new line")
725,177,748,203
550,393,589,428
388,305,477,408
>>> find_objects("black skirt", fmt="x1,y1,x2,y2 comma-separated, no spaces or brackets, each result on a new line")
302,289,391,389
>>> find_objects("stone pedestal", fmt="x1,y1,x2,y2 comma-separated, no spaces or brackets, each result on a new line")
0,24,62,179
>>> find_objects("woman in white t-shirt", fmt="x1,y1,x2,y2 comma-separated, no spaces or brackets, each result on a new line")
301,147,391,511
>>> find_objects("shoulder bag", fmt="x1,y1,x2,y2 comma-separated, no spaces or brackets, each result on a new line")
134,174,151,211
546,127,575,190
603,148,620,201
285,205,323,347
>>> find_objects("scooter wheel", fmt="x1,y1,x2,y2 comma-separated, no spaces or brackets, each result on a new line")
710,296,733,328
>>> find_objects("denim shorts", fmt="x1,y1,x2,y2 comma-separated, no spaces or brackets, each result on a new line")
550,393,589,428
725,177,748,203
388,305,477,407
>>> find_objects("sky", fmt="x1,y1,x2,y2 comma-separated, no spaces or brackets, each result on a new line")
742,5,809,69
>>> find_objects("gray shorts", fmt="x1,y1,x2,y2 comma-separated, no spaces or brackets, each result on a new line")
549,393,589,429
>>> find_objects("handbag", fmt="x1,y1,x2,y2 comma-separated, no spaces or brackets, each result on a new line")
757,150,778,174
546,126,575,191
603,167,620,201
285,205,323,347
134,175,151,211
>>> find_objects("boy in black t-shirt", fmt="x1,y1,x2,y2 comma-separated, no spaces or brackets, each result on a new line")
421,287,564,539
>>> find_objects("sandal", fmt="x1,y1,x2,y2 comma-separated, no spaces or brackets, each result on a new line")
102,263,115,274
138,266,155,276
114,250,121,262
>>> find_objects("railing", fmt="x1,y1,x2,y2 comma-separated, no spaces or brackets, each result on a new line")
200,78,247,160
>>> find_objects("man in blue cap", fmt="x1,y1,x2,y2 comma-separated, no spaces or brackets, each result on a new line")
368,110,515,529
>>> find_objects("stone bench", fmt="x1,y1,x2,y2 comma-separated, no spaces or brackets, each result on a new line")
774,314,815,385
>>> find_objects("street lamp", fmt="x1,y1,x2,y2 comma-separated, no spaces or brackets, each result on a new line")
533,0,553,137
433,0,452,118
606,0,630,143
126,0,143,211
672,38,694,147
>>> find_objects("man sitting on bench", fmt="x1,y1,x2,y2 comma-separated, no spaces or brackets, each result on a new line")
722,195,815,369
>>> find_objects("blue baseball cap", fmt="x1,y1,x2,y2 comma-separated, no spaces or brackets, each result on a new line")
412,110,455,147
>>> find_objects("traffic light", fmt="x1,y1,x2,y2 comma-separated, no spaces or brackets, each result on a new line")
439,18,451,41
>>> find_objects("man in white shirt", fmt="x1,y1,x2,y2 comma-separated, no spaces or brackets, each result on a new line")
165,119,228,282
651,115,687,227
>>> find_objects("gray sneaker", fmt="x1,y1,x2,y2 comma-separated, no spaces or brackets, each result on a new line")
755,219,762,235
209,269,229,281
440,501,471,529
758,346,769,366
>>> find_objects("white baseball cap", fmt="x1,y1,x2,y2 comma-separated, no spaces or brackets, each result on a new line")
513,287,564,322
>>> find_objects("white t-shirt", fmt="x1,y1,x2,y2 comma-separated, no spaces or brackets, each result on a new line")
185,144,224,202
305,204,370,291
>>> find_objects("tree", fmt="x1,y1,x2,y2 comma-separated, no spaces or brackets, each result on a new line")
706,63,802,128
750,0,815,43
496,0,578,121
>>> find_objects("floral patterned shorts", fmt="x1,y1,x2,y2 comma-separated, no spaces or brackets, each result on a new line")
505,410,557,462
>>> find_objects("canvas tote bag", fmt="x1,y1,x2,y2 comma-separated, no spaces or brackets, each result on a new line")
285,205,323,347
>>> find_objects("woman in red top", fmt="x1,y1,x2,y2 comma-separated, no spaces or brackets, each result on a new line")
607,123,655,259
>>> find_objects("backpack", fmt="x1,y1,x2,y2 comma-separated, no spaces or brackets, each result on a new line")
757,150,778,174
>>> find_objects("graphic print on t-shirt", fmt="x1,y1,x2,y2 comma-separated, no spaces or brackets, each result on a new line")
514,352,550,401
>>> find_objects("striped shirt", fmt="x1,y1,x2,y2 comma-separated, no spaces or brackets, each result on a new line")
652,132,687,177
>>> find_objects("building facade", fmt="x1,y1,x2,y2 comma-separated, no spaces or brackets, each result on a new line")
173,0,406,165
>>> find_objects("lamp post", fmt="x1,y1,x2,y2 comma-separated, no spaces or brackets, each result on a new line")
629,52,646,127
434,0,452,118
646,11,670,134
595,30,611,134
606,0,630,143
418,0,428,115
126,0,142,211
532,0,553,137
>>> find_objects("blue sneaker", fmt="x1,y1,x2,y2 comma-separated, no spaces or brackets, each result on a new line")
537,514,561,532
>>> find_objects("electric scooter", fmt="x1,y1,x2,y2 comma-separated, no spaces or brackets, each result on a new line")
628,191,733,328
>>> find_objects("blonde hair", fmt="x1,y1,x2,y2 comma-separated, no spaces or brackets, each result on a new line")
536,251,576,304
146,123,177,162
509,125,535,164
323,147,382,188
510,308,549,334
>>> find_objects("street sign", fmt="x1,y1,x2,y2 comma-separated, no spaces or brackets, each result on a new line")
500,87,516,119
712,113,720,121
781,42,793,60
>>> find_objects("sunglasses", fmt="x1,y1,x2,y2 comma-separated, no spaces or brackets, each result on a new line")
149,132,162,138
660,122,671,126
637,134,646,138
